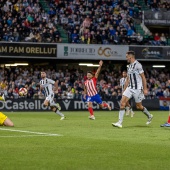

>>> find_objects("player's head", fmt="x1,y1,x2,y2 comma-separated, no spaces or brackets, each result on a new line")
122,70,127,78
41,71,46,78
126,51,135,63
87,71,94,80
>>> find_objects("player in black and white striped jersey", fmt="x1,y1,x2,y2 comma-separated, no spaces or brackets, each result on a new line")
120,71,134,117
112,51,153,128
40,72,65,120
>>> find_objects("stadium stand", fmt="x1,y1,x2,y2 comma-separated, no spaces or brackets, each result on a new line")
0,0,169,45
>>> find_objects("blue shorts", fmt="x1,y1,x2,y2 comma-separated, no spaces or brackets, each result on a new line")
81,95,88,102
87,94,102,104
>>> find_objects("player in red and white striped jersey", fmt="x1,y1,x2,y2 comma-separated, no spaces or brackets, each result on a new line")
84,60,111,120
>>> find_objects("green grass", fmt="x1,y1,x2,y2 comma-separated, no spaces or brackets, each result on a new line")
1,111,170,170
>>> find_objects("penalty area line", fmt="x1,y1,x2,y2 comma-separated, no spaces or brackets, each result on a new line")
0,128,62,136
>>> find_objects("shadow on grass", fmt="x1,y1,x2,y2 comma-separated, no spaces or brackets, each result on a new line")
124,125,152,128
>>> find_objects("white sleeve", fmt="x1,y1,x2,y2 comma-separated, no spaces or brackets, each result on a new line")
137,63,144,74
48,79,55,84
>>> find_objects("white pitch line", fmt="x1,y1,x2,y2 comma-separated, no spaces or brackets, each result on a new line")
0,135,60,138
0,128,62,136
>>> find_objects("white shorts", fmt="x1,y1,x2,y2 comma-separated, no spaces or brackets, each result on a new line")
45,93,54,104
123,87,145,103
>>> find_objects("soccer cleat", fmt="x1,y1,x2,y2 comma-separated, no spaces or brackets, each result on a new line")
56,103,61,111
112,122,122,128
160,123,170,127
0,94,6,102
60,116,66,120
89,115,95,120
146,114,153,125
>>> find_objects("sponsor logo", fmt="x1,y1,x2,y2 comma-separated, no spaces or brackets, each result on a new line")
98,47,118,57
74,101,114,110
64,46,68,56
62,100,71,110
0,100,49,110
154,12,163,20
68,47,95,55
142,48,162,59
0,99,117,111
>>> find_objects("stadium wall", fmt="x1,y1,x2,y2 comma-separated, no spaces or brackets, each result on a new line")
0,99,159,111
0,42,170,61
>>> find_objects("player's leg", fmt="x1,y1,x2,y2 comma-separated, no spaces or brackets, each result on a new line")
43,99,49,107
46,94,61,111
87,101,95,120
134,90,153,125
112,96,129,128
49,95,65,120
50,100,62,111
126,100,135,117
136,102,153,125
100,102,111,110
95,94,111,110
112,88,132,128
0,112,14,127
44,95,65,120
125,101,130,116
86,96,95,120
3,117,14,127
50,106,65,120
100,101,111,110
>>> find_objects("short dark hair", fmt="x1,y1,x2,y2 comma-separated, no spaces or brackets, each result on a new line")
122,70,127,73
87,71,94,75
126,51,135,56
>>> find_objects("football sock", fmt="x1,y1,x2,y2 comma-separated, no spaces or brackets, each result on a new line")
55,110,64,117
88,107,94,116
119,109,125,124
167,116,170,123
125,106,130,111
103,103,108,108
143,107,151,118
125,106,130,115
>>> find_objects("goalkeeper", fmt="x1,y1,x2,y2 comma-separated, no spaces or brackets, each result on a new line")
0,94,14,126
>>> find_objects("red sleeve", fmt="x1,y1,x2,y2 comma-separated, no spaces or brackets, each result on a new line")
93,77,97,81
92,77,97,86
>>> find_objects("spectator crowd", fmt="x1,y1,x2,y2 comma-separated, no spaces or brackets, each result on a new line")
147,0,170,11
0,0,61,43
0,0,168,45
0,65,170,100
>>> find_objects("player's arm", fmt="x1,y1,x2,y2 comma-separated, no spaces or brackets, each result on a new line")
95,60,103,79
123,76,129,92
140,73,148,95
40,85,43,91
38,83,43,91
137,63,148,95
53,80,59,93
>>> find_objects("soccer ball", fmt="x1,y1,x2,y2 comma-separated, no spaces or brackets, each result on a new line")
19,88,28,96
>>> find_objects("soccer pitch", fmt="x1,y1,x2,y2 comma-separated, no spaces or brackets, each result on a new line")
1,111,170,170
